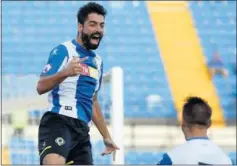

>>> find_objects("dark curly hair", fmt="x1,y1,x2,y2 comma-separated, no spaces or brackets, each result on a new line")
77,2,107,24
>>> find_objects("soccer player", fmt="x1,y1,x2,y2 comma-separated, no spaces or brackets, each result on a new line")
36,2,119,165
157,97,232,165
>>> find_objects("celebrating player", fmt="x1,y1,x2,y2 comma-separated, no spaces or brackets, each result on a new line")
36,2,119,165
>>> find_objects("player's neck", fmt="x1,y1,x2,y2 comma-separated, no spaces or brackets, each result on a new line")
186,129,208,140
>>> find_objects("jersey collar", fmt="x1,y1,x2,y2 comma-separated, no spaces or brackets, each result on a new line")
71,39,96,57
186,137,209,141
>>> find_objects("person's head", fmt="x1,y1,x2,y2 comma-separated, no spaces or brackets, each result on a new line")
77,2,107,50
212,50,221,61
181,97,212,140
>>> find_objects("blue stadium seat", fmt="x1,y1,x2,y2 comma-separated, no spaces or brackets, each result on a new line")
189,1,236,122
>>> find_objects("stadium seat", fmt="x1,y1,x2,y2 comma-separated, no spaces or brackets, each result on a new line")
8,137,39,164
189,1,236,122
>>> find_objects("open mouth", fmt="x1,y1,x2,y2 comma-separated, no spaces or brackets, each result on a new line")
90,35,101,44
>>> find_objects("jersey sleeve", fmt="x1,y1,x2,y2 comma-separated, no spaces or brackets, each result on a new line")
40,44,69,77
157,153,173,165
95,61,103,93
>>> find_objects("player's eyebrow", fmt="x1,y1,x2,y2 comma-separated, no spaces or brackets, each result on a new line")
89,20,105,25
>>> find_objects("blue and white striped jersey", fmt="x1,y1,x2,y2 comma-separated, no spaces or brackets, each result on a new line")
157,137,232,165
40,39,103,124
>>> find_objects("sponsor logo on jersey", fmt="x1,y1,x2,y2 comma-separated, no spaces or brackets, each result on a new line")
80,64,98,79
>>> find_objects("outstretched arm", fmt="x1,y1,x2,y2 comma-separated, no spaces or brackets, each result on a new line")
92,93,119,159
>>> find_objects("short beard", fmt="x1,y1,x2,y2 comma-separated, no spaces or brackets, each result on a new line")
81,31,102,50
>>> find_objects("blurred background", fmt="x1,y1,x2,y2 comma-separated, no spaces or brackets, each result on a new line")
1,1,236,165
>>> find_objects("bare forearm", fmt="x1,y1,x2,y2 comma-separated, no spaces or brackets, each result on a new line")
92,101,111,139
37,70,68,95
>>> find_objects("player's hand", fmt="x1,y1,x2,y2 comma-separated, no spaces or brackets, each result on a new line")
101,138,119,161
63,56,88,76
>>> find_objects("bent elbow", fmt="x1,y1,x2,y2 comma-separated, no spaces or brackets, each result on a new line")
36,83,44,95
36,86,43,95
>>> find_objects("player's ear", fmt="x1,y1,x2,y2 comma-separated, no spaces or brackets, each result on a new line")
78,23,83,34
207,119,211,129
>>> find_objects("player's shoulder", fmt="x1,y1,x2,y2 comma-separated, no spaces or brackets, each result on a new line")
211,144,233,164
213,149,233,164
159,142,197,165
164,142,190,162
60,40,74,49
222,155,233,165
157,144,186,165
93,52,103,67
169,142,189,155
93,52,102,61
49,40,70,56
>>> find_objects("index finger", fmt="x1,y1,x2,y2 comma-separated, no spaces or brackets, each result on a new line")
79,57,88,63
72,56,79,62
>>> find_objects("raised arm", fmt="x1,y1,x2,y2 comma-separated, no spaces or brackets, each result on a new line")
36,45,88,95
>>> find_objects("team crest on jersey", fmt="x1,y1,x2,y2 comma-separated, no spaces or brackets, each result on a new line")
42,64,51,73
55,137,65,146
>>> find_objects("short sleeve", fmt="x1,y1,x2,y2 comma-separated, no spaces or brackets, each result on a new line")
40,44,68,77
95,61,103,92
